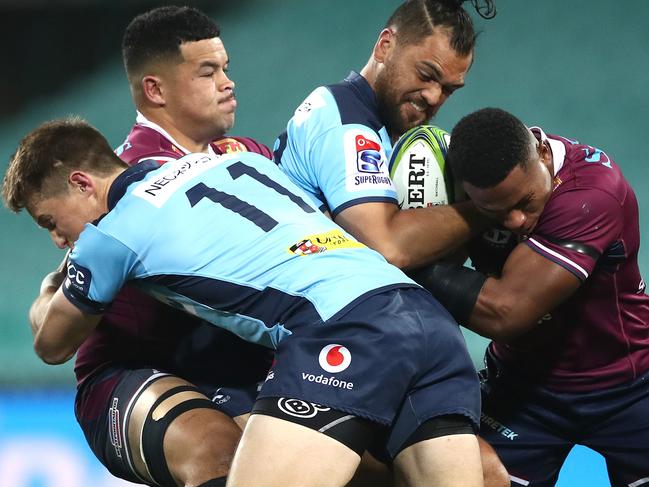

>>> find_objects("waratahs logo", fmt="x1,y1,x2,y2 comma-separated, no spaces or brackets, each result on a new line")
318,344,352,373
355,135,383,173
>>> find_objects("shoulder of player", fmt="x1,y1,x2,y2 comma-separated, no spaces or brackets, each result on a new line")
325,79,383,133
552,163,628,210
116,124,184,165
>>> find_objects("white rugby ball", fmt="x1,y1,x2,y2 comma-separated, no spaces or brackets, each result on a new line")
389,125,453,208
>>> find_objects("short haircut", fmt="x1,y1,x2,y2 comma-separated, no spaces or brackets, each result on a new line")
447,107,534,188
122,6,220,80
3,117,127,212
385,0,476,56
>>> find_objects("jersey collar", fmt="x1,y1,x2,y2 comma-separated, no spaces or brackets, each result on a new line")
343,71,379,113
530,126,566,175
135,111,217,157
107,160,160,211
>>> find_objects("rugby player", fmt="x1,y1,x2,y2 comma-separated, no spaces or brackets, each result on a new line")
274,0,493,269
422,107,649,486
5,117,485,486
23,7,273,487
274,0,507,484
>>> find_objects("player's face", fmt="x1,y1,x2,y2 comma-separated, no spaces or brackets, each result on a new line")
374,30,472,140
29,189,99,249
164,37,236,142
463,140,554,237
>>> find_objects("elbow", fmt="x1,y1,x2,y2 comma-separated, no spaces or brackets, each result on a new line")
33,339,74,365
471,298,526,342
380,245,448,270
486,323,521,343
377,244,416,269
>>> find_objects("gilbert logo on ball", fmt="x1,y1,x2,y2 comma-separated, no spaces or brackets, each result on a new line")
389,125,453,208
318,344,352,373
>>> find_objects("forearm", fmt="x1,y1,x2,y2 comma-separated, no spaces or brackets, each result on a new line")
466,277,535,341
411,263,536,341
336,201,487,269
33,288,95,365
392,201,487,269
29,270,66,336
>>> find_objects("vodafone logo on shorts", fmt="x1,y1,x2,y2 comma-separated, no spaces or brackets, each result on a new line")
318,344,351,373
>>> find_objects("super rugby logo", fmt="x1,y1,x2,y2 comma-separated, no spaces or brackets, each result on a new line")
344,130,393,192
355,135,383,173
318,344,351,373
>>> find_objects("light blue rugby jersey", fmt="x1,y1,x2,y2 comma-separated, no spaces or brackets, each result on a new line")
63,152,415,348
274,71,398,217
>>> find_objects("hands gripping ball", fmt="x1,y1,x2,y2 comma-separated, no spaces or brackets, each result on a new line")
389,125,455,208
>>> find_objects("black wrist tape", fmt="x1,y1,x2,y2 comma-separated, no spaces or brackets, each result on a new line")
409,262,487,324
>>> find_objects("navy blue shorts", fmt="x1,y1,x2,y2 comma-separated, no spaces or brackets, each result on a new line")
75,367,261,484
257,286,480,458
480,349,649,487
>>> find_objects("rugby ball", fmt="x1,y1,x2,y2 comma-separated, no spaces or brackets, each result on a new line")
389,125,453,208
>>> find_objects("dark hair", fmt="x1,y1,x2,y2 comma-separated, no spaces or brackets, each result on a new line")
122,6,220,79
385,0,478,56
3,117,127,212
447,107,534,188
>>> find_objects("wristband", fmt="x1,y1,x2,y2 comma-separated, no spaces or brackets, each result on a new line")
409,262,487,324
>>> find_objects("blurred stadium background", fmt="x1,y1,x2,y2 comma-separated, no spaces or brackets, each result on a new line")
0,0,646,485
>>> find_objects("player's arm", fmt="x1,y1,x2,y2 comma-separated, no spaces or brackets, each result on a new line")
32,287,102,364
415,242,581,340
335,199,486,269
467,243,581,341
28,252,69,336
31,228,134,364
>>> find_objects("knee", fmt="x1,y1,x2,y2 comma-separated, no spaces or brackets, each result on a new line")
165,408,244,485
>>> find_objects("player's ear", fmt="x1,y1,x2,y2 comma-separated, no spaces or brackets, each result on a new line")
537,139,553,168
374,28,396,64
141,75,166,106
68,171,95,196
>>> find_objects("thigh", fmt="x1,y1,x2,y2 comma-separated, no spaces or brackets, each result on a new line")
75,367,246,486
393,434,483,487
228,414,361,487
480,378,572,487
581,377,649,487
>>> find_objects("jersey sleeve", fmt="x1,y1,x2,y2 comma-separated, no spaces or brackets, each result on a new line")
525,188,623,281
62,225,139,314
311,124,397,217
277,87,397,216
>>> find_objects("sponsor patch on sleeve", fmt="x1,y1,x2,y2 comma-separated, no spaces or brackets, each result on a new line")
64,261,93,297
343,130,393,193
288,230,365,255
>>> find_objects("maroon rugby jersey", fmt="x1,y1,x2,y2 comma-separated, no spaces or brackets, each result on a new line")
73,113,273,385
485,127,649,392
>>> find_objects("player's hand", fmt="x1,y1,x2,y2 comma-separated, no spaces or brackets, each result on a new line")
40,250,70,294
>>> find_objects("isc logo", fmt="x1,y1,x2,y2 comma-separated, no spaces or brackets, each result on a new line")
65,262,92,295
67,264,86,285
